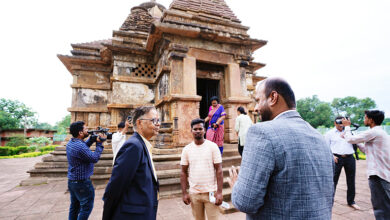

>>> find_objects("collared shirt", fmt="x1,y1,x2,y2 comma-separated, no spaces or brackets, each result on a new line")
140,134,158,181
273,110,297,121
66,138,104,181
324,128,355,155
111,132,127,164
344,126,390,182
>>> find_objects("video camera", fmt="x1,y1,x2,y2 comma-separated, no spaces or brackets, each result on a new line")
335,117,360,128
88,126,113,142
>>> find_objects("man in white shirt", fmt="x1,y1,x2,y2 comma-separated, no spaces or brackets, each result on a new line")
342,110,390,220
324,116,360,210
111,120,129,164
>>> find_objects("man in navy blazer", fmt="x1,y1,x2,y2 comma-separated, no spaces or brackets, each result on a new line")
103,106,160,220
229,78,334,219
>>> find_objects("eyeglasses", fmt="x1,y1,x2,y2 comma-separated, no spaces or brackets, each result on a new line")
138,118,160,125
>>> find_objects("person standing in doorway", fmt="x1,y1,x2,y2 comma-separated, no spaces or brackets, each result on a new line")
180,118,224,220
204,96,226,154
235,106,253,156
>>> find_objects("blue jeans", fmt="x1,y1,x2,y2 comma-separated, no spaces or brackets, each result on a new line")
369,175,390,220
68,179,95,220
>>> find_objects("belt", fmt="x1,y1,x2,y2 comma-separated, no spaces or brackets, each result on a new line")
334,154,353,158
69,179,90,183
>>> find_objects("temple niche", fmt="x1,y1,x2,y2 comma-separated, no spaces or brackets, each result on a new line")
58,0,267,148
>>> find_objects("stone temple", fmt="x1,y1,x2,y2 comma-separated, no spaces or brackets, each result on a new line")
25,0,267,211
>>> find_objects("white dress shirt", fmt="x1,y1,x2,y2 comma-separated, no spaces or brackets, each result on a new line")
140,134,158,181
324,128,355,155
111,132,126,164
235,114,253,146
344,126,390,182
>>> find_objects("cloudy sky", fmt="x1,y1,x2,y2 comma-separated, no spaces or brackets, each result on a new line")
0,0,389,125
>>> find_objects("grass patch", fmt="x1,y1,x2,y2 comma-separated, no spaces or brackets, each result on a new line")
0,151,53,159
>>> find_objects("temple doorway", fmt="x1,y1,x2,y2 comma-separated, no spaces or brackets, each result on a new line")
197,78,220,121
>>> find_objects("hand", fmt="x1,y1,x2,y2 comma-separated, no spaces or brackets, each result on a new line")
213,123,218,128
214,191,223,206
342,118,351,127
228,166,239,188
333,156,338,164
182,193,191,205
125,120,130,128
97,133,107,143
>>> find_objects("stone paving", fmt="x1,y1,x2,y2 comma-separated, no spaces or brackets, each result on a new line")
0,157,374,220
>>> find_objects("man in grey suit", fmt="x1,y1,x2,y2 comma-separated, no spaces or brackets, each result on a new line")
228,77,334,219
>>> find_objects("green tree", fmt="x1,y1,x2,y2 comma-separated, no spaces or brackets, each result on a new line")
34,122,53,130
54,114,71,134
0,111,19,129
331,96,376,126
0,98,37,130
382,118,390,125
297,95,334,128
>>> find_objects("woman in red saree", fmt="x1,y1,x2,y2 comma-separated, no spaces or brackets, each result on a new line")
204,96,226,154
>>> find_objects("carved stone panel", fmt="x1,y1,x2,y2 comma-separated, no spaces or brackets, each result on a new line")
112,82,155,104
73,89,109,108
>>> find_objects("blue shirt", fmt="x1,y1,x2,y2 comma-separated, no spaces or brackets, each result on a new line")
66,138,104,181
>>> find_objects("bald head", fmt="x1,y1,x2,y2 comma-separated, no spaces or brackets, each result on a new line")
257,77,296,109
255,77,296,121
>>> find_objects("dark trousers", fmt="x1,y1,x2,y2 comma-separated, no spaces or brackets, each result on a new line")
334,154,356,205
68,179,95,220
369,175,390,220
238,144,243,156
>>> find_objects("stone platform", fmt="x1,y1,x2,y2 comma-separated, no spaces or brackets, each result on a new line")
0,156,375,219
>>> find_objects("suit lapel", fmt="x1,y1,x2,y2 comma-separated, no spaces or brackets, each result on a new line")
134,132,158,185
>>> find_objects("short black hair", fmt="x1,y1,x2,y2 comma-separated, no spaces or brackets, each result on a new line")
365,110,385,125
210,96,219,103
264,78,296,108
237,106,247,115
132,106,156,128
191,118,205,128
334,116,344,121
69,121,85,138
118,122,125,129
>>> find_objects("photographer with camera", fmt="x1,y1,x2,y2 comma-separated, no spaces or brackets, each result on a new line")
324,116,361,210
342,110,390,219
111,120,130,164
66,121,106,220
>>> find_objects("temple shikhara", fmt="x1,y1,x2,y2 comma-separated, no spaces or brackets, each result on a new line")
25,0,267,211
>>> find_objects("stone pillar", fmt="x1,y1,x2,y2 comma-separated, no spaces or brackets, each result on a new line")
225,63,243,97
223,63,251,143
183,57,197,95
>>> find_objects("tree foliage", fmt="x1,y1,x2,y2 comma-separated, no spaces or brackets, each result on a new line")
54,114,71,134
297,95,377,128
0,98,37,129
331,96,376,126
297,95,334,128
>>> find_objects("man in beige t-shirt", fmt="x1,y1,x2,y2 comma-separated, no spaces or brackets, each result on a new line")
180,118,223,220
